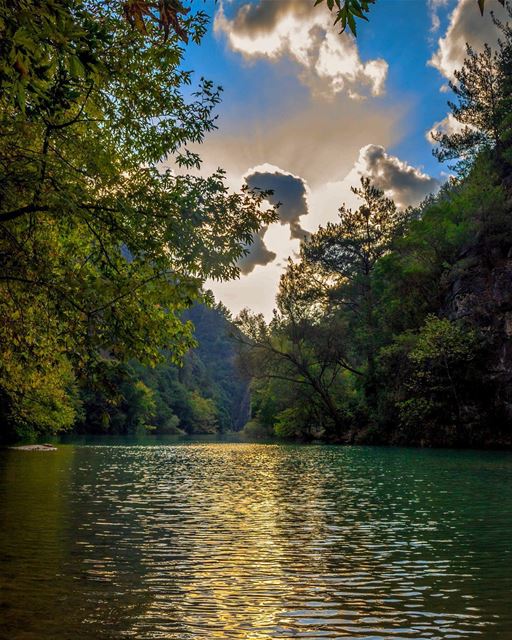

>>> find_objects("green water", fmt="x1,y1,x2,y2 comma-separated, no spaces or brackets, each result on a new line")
1,440,512,639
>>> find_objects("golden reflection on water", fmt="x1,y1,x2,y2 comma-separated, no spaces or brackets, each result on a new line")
131,445,300,637
1,442,512,639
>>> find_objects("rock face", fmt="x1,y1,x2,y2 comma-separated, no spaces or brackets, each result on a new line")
9,443,57,451
443,237,512,441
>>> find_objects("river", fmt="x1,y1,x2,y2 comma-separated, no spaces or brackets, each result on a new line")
1,438,511,639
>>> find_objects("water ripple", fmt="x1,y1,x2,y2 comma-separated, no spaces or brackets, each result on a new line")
1,443,512,639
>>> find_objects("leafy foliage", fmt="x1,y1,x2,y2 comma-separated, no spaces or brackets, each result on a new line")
314,0,374,36
0,1,275,440
393,316,480,444
77,302,249,436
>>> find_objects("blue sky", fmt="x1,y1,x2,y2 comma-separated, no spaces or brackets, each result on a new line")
177,0,506,317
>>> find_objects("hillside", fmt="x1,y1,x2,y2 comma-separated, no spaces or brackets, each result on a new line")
74,302,249,437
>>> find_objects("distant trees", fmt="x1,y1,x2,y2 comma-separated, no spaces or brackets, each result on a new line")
76,303,249,436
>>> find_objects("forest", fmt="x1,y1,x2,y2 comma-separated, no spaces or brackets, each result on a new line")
237,8,512,447
1,0,511,448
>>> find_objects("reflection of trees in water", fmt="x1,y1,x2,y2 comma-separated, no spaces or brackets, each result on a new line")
66,446,162,638
0,447,158,639
0,448,76,638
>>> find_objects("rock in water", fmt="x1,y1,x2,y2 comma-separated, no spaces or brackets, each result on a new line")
9,444,57,451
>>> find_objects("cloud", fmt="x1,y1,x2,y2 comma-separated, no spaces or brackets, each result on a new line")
238,164,309,275
426,112,468,143
353,144,440,208
428,0,451,34
214,0,388,99
212,223,300,318
237,164,310,275
244,164,311,240
430,0,508,80
308,146,439,220
238,227,276,275
210,146,438,318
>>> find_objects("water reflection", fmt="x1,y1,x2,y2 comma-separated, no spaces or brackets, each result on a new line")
1,443,512,638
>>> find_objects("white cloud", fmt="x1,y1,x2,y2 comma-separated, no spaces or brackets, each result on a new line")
208,223,300,319
430,0,508,79
214,0,388,98
308,145,439,234
428,0,452,34
426,112,468,143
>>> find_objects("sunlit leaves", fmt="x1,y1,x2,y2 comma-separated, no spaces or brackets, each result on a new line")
0,0,106,113
432,38,511,173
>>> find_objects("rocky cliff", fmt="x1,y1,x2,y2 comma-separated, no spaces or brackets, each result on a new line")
443,228,512,443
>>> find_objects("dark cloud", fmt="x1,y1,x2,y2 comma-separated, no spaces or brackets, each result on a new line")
238,227,276,275
357,145,439,208
236,166,311,276
228,0,312,37
245,168,311,240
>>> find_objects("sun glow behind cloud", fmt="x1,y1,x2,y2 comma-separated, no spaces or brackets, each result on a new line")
205,143,438,319
194,0,469,318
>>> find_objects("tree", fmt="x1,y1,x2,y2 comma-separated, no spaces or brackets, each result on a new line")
237,305,357,439
0,1,276,438
236,179,408,438
302,177,408,402
395,316,481,444
187,390,218,433
432,7,512,174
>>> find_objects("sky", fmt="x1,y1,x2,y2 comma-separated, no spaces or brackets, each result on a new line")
175,0,508,319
